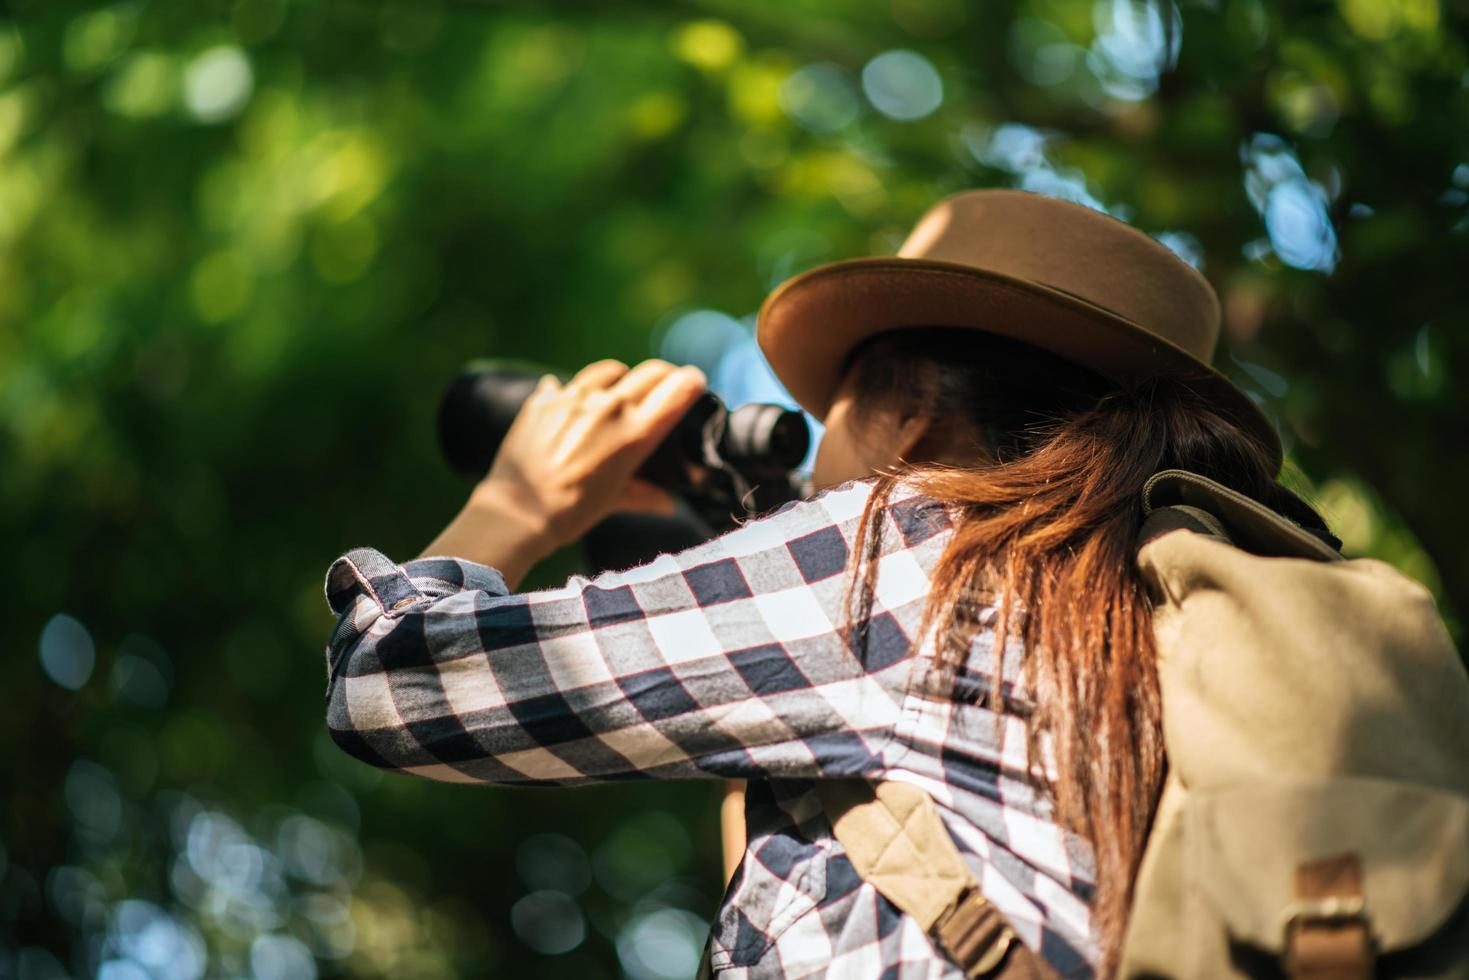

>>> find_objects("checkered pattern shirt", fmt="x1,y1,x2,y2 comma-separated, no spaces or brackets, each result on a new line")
321,477,1099,978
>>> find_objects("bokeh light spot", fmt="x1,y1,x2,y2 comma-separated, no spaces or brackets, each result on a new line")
1007,18,1083,87
276,813,361,888
671,20,744,72
1265,181,1338,272
110,634,173,709
184,46,254,123
1338,0,1439,41
63,7,136,73
102,51,179,119
654,307,816,470
1087,0,1181,101
861,49,943,121
778,63,860,134
40,613,96,690
47,864,107,926
655,309,749,378
109,900,208,980
298,892,356,959
250,933,318,980
1242,133,1338,273
516,832,592,896
593,811,693,901
727,54,794,125
616,906,709,980
1153,231,1205,271
627,91,687,141
98,962,152,980
510,890,585,955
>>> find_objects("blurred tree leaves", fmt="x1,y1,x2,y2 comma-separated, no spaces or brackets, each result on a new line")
2,0,1466,976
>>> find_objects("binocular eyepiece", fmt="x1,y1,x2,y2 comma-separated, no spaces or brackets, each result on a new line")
436,362,811,534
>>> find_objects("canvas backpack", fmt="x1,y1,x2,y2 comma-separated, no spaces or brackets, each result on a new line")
817,468,1469,979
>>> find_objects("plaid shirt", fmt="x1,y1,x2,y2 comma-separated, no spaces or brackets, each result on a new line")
321,477,1099,978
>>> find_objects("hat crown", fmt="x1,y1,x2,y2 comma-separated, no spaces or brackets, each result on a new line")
895,190,1221,362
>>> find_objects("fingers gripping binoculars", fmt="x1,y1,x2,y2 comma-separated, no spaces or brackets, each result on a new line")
436,361,812,571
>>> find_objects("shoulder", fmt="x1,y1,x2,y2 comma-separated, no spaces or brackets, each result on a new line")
724,475,950,560
604,476,955,603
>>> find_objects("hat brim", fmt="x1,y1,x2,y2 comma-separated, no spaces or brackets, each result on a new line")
755,256,1283,472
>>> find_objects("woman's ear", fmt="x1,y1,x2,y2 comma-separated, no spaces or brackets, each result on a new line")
892,413,940,466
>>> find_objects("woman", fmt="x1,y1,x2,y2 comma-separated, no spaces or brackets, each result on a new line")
319,189,1333,978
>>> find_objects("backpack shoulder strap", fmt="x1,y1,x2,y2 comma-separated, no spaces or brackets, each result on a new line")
1140,469,1342,562
816,779,1058,979
1138,501,1233,550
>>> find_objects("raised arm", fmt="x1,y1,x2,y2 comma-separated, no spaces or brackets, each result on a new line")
321,475,953,786
319,354,953,785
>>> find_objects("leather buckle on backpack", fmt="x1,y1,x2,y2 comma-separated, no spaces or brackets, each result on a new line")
1281,894,1367,933
1281,894,1373,980
931,885,1016,978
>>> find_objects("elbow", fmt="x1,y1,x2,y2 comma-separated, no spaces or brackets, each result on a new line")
322,596,416,773
322,608,516,778
326,690,401,771
320,591,586,785
324,646,402,772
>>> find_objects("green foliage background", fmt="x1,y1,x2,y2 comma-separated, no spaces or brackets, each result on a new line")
2,0,1466,977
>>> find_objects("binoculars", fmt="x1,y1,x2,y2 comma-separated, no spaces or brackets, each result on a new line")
436,361,811,569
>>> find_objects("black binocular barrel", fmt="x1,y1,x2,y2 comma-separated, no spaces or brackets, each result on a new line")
436,363,809,492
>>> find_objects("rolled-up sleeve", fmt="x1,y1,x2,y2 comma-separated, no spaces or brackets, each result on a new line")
320,477,953,786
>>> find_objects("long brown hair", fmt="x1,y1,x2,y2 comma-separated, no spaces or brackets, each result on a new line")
838,327,1331,973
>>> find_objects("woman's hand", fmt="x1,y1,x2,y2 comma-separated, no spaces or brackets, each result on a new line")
419,358,707,585
480,357,707,546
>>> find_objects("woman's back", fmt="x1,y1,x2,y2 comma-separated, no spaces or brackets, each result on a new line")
322,475,1098,977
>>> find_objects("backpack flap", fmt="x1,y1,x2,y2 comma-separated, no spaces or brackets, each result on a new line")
1189,777,1469,955
1139,526,1469,795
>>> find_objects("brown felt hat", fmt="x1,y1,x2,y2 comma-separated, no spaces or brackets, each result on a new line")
755,188,1282,471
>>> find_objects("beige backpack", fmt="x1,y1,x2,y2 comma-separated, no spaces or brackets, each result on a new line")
819,469,1469,978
